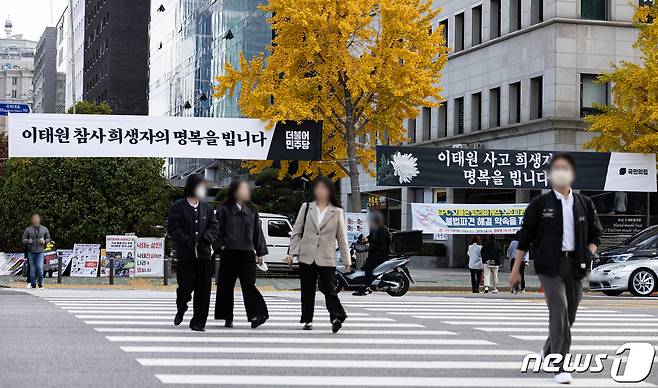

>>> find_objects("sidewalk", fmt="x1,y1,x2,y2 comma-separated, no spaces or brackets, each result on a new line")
0,267,542,292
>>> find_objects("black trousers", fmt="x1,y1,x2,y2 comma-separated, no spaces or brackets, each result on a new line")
362,253,387,286
299,262,347,323
215,249,268,322
176,259,212,328
469,269,482,292
511,258,526,291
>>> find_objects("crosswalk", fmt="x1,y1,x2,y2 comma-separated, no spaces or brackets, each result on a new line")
33,290,657,387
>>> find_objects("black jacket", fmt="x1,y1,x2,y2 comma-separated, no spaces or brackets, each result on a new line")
167,199,219,261
518,191,602,279
215,203,268,257
367,227,391,261
481,241,503,266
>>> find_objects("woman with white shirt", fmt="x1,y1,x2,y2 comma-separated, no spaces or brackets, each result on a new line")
287,176,351,333
467,236,483,293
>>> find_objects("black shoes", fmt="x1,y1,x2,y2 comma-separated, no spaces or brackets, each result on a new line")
352,288,372,296
225,320,233,328
251,316,267,329
174,310,185,326
190,325,205,332
331,319,342,333
303,323,313,330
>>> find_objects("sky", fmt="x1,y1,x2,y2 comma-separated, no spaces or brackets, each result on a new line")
5,0,68,42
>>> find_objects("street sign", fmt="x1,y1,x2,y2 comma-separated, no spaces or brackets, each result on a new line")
0,103,31,116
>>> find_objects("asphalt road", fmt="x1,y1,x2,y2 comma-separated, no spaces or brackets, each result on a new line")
1,288,657,388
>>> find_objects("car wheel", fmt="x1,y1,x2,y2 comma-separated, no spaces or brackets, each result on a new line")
602,290,623,296
628,269,657,297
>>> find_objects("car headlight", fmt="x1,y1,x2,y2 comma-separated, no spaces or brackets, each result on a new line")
610,254,633,263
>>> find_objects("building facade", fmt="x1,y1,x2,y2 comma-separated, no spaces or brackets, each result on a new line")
149,0,270,184
55,1,86,111
33,27,65,113
82,0,150,115
341,0,655,267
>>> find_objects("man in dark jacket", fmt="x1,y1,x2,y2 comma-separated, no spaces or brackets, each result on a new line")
22,213,51,289
480,235,502,293
353,211,391,296
167,174,219,331
510,153,602,385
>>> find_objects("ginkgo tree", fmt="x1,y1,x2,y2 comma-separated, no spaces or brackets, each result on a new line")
214,0,449,211
585,3,658,157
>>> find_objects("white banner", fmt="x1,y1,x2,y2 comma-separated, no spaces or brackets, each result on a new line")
412,203,527,234
8,114,322,160
134,237,165,277
69,244,101,277
344,213,369,243
105,235,136,278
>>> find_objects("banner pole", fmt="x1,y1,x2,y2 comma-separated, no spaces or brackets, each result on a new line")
109,258,114,285
57,255,62,284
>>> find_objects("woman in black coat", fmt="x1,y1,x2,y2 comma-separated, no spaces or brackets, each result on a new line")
353,212,391,296
214,179,269,329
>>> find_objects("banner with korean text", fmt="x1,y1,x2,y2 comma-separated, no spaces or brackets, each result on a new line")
377,146,657,192
134,237,165,277
8,114,322,160
411,203,527,235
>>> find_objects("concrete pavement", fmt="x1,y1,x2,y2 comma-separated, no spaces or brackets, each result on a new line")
2,288,657,387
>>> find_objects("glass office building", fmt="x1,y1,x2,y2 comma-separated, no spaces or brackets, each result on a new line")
149,0,271,182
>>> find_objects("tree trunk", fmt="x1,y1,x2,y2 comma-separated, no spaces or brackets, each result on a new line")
344,93,361,212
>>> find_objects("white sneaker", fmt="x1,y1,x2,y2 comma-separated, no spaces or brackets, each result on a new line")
553,372,572,384
491,288,499,294
26,283,32,289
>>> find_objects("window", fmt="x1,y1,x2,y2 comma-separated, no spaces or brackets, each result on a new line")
531,0,544,24
454,13,464,51
580,74,608,117
454,97,464,134
489,87,501,127
490,0,501,39
472,5,482,45
509,82,521,124
11,77,17,85
510,0,522,32
11,90,17,98
438,103,447,138
422,107,431,141
471,93,482,131
268,220,291,238
582,0,607,20
407,118,417,143
530,76,543,120
439,19,449,47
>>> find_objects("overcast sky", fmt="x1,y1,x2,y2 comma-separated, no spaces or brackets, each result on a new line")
5,0,68,41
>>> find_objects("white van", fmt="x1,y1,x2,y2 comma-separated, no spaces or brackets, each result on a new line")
259,213,297,271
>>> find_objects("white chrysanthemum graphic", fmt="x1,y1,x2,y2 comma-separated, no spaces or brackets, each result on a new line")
390,152,419,184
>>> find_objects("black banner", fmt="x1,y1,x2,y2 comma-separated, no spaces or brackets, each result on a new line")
376,145,656,191
598,215,647,249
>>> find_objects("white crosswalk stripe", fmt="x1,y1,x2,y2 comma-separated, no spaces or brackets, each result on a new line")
30,290,658,387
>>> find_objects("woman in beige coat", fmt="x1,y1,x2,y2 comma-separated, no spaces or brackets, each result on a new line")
287,176,351,333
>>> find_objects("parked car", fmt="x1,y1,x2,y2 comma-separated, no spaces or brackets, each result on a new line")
589,226,658,296
259,213,295,272
593,225,658,268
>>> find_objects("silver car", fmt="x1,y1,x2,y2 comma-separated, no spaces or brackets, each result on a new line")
589,258,658,297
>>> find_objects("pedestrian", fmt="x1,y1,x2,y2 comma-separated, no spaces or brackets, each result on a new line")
22,213,51,289
214,179,269,329
480,234,502,293
467,236,483,293
510,153,602,385
287,176,351,333
507,231,528,293
167,174,219,332
353,211,391,296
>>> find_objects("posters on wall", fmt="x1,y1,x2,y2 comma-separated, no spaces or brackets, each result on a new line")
377,146,657,192
0,253,25,275
345,213,369,243
8,114,322,161
69,244,101,277
134,238,165,277
105,235,136,277
411,203,527,235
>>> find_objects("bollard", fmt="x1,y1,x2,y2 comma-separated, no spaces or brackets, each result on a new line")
109,257,115,285
163,256,171,286
57,255,62,284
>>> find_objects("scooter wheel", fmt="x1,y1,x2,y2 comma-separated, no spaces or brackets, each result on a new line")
386,274,410,297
